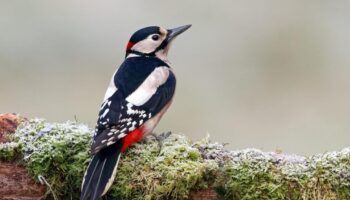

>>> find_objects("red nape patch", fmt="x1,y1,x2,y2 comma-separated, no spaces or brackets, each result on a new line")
126,42,134,50
121,128,144,152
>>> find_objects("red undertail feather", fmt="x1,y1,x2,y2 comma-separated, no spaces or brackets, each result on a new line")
122,128,144,152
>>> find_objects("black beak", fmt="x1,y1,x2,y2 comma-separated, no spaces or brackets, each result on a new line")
167,24,192,42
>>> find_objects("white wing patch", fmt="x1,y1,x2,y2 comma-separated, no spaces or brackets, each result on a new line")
103,70,118,101
101,108,109,119
126,67,169,106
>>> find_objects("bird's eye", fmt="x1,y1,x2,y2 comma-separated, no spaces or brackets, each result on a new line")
152,35,160,41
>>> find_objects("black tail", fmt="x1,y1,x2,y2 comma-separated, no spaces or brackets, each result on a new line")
80,140,123,200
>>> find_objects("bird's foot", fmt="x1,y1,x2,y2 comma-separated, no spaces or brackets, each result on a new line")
151,131,172,153
156,131,172,141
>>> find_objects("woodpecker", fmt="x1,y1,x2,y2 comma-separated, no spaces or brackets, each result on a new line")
80,24,191,200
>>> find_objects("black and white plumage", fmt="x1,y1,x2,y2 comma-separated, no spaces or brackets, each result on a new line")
91,57,175,154
80,25,191,200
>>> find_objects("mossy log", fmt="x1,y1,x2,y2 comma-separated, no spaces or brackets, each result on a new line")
0,113,349,200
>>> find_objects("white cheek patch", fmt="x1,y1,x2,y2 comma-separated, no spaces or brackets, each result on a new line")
126,67,169,106
131,38,161,54
103,70,118,101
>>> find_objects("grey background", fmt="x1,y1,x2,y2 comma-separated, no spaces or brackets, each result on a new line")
1,1,350,155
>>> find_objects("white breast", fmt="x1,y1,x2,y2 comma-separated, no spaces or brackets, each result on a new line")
142,100,173,135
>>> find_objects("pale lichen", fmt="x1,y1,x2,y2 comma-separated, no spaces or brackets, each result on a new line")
0,119,349,199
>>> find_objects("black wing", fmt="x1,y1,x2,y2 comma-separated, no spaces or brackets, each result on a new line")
91,57,175,154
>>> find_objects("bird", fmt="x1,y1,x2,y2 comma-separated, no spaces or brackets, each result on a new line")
80,24,191,200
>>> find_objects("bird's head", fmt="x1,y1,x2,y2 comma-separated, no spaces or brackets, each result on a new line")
125,25,191,60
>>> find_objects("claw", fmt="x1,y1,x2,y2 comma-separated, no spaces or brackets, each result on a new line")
157,131,172,142
150,131,172,154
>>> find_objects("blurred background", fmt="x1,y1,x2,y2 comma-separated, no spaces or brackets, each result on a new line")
1,1,350,155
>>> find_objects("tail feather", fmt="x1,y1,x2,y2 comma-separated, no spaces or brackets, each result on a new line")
80,141,123,200
80,157,100,199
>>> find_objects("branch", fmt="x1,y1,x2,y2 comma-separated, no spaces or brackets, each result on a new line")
0,113,349,200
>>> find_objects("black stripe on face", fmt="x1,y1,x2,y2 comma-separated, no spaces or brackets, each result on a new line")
129,26,161,44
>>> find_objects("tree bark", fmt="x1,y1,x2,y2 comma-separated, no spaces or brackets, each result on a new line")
0,162,47,200
0,114,46,200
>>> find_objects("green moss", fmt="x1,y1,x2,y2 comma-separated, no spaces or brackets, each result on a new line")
107,135,218,200
215,149,350,200
0,118,349,199
11,119,92,199
215,150,279,200
0,142,22,162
